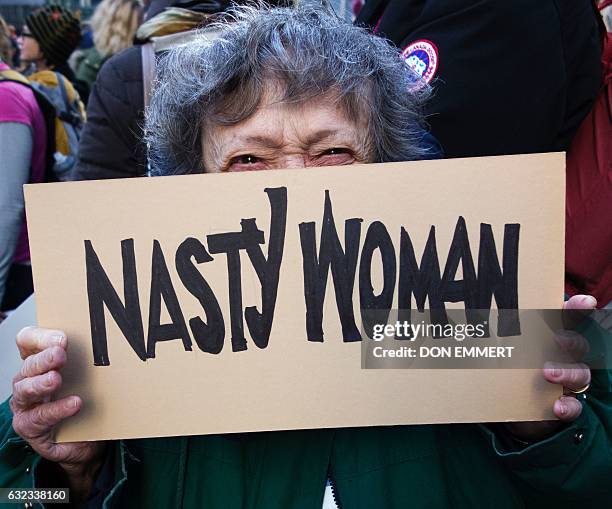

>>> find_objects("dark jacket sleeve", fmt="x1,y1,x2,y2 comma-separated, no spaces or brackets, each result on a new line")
0,398,40,490
71,46,148,181
0,398,133,508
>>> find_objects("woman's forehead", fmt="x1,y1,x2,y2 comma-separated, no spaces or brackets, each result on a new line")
205,96,365,151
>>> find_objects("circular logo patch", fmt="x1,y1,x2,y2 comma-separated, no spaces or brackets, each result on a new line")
402,39,439,84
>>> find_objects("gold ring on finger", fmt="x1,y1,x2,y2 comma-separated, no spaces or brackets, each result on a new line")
565,383,591,395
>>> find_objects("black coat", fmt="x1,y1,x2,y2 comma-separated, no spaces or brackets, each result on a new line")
71,45,147,180
356,0,603,158
72,0,603,181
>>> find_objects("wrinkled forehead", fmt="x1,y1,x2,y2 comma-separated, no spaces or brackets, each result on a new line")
201,80,370,146
206,75,372,130
206,82,366,136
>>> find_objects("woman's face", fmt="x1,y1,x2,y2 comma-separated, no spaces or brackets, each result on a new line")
202,89,371,173
20,28,43,62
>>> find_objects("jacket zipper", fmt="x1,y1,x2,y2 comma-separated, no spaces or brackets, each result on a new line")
328,469,344,509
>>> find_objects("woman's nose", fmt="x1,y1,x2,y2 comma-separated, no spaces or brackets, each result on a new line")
278,155,307,169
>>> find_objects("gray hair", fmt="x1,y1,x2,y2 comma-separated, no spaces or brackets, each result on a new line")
145,3,431,176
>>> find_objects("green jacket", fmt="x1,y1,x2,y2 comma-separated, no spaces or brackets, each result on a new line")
1,319,611,508
1,370,611,509
75,48,108,90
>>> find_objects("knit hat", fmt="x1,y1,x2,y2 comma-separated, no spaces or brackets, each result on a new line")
26,5,81,67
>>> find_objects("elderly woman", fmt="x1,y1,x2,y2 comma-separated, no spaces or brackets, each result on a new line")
1,5,610,508
144,6,435,175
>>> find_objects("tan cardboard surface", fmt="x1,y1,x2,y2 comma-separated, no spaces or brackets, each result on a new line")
24,153,565,442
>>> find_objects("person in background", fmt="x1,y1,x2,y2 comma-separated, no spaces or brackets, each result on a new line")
70,0,291,181
75,0,143,91
21,5,88,103
0,17,16,68
21,5,87,182
0,18,47,314
355,0,602,159
7,24,20,69
355,0,609,313
67,22,94,86
565,3,611,307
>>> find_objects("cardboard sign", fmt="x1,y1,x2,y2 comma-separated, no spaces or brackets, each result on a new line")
24,153,565,442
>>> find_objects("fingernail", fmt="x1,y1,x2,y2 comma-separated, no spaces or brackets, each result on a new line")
70,397,79,408
559,403,567,416
545,362,561,378
582,296,597,308
51,334,65,346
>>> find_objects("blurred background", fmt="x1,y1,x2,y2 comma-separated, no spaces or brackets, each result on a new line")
0,0,350,28
1,0,92,28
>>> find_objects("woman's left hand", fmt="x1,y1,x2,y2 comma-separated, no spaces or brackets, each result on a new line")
502,294,596,442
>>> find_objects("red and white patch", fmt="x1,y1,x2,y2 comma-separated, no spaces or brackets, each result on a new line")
401,39,439,84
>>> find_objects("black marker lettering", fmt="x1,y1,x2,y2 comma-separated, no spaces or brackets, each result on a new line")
440,217,479,325
299,190,362,342
398,226,447,326
477,223,521,336
147,240,192,358
359,221,396,339
440,217,477,306
85,239,146,365
176,237,225,354
208,220,264,352
243,187,287,349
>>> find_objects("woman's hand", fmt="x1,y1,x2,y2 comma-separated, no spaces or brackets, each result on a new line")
503,294,596,442
9,326,106,501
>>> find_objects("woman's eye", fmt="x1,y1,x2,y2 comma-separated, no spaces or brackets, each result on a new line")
234,155,259,165
314,148,355,166
321,148,349,156
226,154,266,172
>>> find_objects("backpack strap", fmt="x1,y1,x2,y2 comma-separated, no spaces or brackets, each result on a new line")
142,42,156,110
54,71,82,131
55,71,70,110
0,69,30,86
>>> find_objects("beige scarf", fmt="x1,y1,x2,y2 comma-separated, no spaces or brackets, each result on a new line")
135,7,213,42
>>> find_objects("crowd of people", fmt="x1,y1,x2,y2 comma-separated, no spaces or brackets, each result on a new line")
0,0,610,507
0,0,143,314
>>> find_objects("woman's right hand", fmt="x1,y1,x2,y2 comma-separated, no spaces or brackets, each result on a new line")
9,327,106,498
